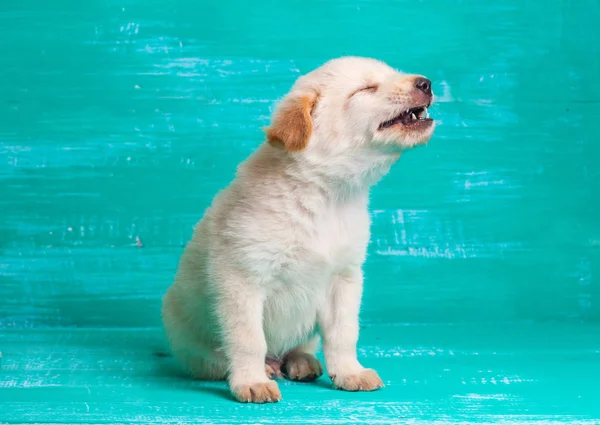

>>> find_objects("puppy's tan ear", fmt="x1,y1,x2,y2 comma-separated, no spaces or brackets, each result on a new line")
265,91,318,152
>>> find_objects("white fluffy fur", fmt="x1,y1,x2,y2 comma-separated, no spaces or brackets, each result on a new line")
161,56,435,403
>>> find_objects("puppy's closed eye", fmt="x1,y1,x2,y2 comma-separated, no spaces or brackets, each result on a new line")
348,84,379,99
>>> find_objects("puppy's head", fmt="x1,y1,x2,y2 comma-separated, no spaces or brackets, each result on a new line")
266,57,435,155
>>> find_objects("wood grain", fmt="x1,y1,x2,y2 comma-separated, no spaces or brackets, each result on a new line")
1,325,599,423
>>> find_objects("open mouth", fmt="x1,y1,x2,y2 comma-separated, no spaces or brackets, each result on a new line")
379,106,432,130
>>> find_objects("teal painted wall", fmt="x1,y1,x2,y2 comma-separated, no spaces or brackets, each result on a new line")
1,1,599,328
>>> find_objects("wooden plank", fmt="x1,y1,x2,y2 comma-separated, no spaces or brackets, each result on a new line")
1,325,599,423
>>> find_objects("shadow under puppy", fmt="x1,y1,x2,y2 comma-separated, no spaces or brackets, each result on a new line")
162,56,435,403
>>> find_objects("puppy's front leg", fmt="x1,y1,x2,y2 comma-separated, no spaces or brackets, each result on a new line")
318,269,383,392
216,277,281,403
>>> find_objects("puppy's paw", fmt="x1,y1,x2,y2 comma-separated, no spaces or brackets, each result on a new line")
282,352,323,382
331,369,383,392
231,380,282,403
265,358,283,380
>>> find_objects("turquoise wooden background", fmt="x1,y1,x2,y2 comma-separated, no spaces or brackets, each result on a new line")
1,0,599,423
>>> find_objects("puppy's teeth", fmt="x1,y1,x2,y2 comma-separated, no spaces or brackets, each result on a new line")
411,113,416,120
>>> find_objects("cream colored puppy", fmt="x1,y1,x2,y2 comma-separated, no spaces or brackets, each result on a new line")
162,56,435,403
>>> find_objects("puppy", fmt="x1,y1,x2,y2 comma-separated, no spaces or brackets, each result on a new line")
161,56,435,403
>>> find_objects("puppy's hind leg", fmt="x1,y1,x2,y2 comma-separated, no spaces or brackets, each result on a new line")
172,341,228,381
161,288,227,381
265,357,283,380
281,335,324,382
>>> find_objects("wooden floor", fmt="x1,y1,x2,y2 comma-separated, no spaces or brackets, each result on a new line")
1,323,599,424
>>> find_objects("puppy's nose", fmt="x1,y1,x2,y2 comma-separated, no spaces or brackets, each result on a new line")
414,77,432,95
